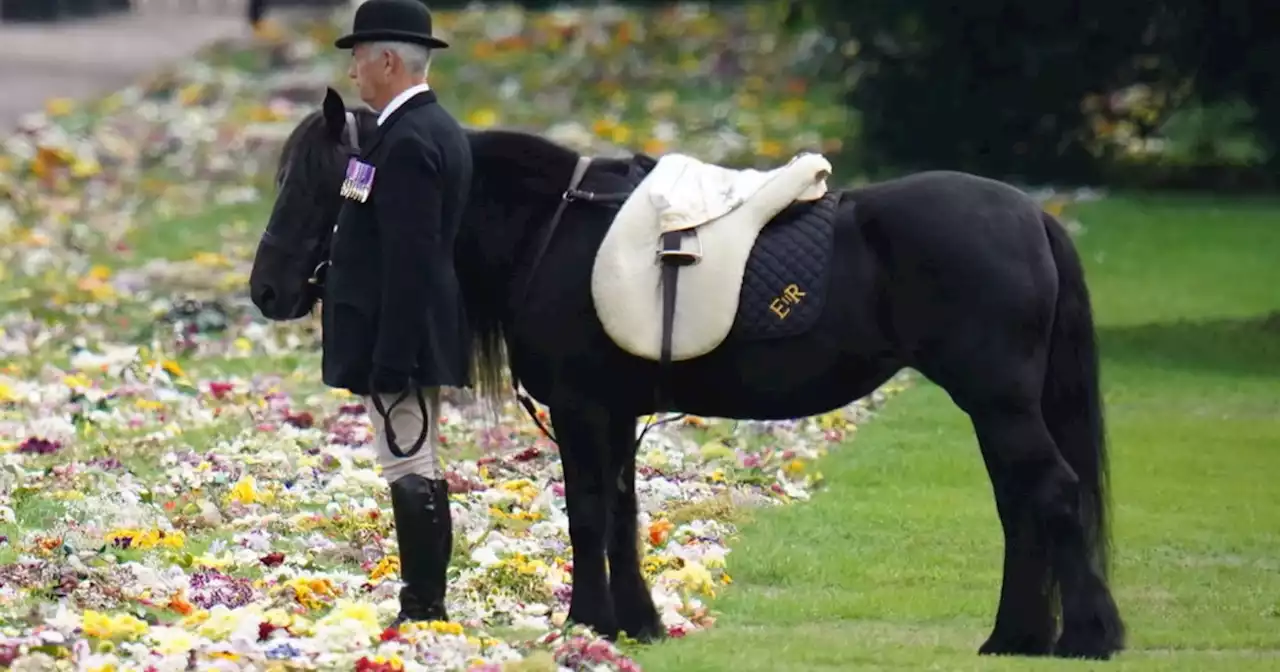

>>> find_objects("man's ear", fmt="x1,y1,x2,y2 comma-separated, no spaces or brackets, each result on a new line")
322,87,347,143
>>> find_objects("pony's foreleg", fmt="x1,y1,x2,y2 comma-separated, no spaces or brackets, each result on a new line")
550,403,619,639
604,415,664,642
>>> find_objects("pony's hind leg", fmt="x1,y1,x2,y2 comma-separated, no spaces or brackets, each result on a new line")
975,404,1120,660
970,406,1065,657
918,312,1097,656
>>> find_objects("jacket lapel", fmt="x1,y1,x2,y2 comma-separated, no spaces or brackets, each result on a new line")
361,89,438,159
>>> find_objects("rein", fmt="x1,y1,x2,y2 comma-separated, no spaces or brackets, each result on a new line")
509,155,687,449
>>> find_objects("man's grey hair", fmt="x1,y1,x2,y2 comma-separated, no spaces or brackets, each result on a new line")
362,40,432,77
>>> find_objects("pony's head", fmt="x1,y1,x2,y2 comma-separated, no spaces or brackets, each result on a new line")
248,87,377,320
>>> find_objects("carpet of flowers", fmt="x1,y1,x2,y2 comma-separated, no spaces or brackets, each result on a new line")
0,5,915,671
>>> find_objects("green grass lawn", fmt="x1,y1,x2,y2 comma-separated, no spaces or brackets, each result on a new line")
635,194,1280,671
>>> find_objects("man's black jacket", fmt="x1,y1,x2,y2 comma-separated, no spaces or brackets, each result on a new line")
322,89,473,395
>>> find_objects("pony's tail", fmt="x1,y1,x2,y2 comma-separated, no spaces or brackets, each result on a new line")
465,311,512,424
1040,211,1111,579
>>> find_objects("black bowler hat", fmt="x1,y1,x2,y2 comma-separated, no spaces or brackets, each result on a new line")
335,0,449,50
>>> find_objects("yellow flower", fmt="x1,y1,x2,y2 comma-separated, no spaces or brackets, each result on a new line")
82,610,114,639
282,576,338,610
430,620,464,635
104,527,185,550
755,139,784,158
783,459,806,476
194,552,234,570
665,561,716,598
160,360,186,379
45,97,74,116
178,84,204,107
72,157,101,178
369,556,400,582
195,606,244,640
135,398,165,411
780,99,807,117
180,608,210,629
642,138,668,156
1043,198,1067,217
318,600,381,633
63,373,93,390
610,124,632,145
466,108,498,128
148,626,198,655
192,251,230,267
360,656,404,671
816,410,850,430
81,610,149,640
227,475,258,505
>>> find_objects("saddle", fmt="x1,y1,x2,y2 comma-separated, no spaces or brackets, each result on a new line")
590,151,833,366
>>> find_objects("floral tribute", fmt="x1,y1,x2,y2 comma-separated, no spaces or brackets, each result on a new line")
0,4,926,670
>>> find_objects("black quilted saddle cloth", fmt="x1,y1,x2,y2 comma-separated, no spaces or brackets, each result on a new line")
728,192,841,342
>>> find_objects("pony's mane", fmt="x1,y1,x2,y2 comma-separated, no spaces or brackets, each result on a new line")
466,129,584,198
451,130,577,413
279,106,379,182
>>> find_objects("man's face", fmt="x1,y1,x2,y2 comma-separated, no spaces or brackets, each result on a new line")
348,43,391,108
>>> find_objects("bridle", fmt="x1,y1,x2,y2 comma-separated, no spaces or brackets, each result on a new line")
305,110,363,290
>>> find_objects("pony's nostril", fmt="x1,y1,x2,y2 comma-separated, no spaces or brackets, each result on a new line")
254,285,276,307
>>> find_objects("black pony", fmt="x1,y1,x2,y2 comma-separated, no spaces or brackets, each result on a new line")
249,89,1124,660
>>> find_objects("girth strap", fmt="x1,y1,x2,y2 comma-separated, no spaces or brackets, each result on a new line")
656,229,701,410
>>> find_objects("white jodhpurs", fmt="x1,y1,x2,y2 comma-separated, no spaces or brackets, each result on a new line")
362,387,442,483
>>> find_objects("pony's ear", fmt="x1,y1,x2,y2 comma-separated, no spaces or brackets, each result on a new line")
321,87,347,143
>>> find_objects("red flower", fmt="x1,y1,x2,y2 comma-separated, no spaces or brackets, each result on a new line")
209,382,235,399
355,654,403,671
260,552,286,567
285,411,315,429
511,446,541,461
259,621,285,641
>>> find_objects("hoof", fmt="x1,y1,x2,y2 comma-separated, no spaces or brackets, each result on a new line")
979,632,1054,657
1053,632,1120,661
621,620,667,644
565,613,620,642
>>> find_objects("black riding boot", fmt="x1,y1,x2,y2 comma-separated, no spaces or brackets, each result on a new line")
388,474,452,626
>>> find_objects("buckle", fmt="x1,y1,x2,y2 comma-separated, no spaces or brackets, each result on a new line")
307,260,331,286
655,231,703,265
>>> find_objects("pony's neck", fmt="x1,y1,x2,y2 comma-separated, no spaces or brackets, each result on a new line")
456,185,557,324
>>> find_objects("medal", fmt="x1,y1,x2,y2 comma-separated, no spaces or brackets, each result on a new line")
340,157,376,203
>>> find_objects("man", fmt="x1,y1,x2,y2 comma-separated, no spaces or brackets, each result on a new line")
325,0,473,627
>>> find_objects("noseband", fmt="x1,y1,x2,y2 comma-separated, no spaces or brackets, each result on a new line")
306,110,363,289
